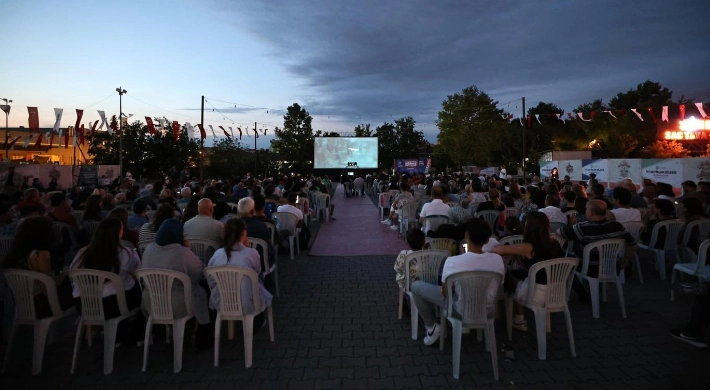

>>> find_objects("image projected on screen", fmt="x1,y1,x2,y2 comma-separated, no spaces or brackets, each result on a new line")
314,137,378,169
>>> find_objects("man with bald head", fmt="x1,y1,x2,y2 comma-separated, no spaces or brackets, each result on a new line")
560,199,636,301
183,198,224,244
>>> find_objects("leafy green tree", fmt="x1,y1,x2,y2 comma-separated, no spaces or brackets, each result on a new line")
270,103,315,173
374,122,397,170
354,124,372,137
394,117,426,159
641,140,689,158
435,86,506,168
315,130,340,137
207,137,251,178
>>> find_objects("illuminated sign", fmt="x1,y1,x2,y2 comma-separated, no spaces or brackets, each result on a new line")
665,131,697,140
679,117,710,132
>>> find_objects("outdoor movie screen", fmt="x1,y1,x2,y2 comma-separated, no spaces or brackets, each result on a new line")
314,137,378,169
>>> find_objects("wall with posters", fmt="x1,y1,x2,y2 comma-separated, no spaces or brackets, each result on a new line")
394,158,430,174
607,159,643,187
582,159,608,181
0,164,119,191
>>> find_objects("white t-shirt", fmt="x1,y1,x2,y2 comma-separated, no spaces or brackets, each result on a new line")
539,206,568,225
611,207,641,223
441,252,505,315
420,199,451,234
277,204,304,221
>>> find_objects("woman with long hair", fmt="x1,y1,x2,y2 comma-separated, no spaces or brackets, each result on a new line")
2,217,73,318
139,203,176,242
476,188,505,213
206,219,272,315
492,211,561,332
82,194,106,221
69,218,142,343
181,201,198,224
108,207,139,249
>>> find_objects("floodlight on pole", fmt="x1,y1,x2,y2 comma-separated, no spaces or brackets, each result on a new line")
116,87,127,178
1,98,12,161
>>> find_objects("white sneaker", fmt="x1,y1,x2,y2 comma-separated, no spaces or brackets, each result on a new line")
381,219,392,225
390,224,399,230
423,324,440,346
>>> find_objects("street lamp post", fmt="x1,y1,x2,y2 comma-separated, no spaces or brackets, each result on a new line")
1,98,12,162
116,87,127,178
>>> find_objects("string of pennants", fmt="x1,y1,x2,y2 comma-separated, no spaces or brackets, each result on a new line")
504,103,709,127
0,106,272,150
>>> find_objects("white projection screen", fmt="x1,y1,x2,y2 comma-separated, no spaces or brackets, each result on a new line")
314,137,378,169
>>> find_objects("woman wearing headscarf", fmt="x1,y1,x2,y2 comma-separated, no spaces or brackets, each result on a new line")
141,219,210,328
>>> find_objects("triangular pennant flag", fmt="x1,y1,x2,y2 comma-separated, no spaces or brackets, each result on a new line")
209,125,216,138
172,121,180,139
91,120,99,138
185,122,195,138
567,113,573,118
646,107,657,123
97,110,108,132
74,109,84,135
53,108,63,132
28,107,40,133
34,133,43,148
603,110,617,119
263,128,268,135
679,104,686,120
158,118,167,133
662,106,669,122
110,115,118,133
535,114,541,125
23,134,35,148
229,127,235,138
518,118,523,127
255,128,260,138
577,112,592,121
630,109,644,121
554,113,564,122
590,111,596,120
219,125,230,138
145,117,156,135
197,124,206,139
696,102,708,118
8,136,21,150
237,127,243,140
507,114,514,120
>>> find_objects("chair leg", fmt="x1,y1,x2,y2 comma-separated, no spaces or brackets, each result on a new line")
267,306,275,342
671,268,676,301
616,279,627,318
533,308,547,360
2,323,18,373
274,268,280,298
289,237,295,260
398,289,404,320
70,320,84,374
228,320,234,340
634,254,644,283
452,320,462,380
487,321,499,381
410,299,419,340
103,320,119,375
142,318,153,372
588,279,600,319
602,281,608,303
564,307,576,357
658,251,667,280
243,315,254,368
30,319,50,376
213,314,222,367
172,319,187,373
505,297,513,341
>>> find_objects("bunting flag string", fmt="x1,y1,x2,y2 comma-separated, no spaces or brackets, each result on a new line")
197,124,206,139
208,125,216,138
172,121,180,139
185,122,195,139
696,103,708,118
74,109,84,134
53,108,63,132
28,107,40,133
145,117,156,135
603,110,617,119
219,125,230,139
98,110,109,133
662,106,669,122
630,109,644,121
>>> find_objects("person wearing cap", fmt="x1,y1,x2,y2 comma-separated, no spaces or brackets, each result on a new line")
184,198,224,244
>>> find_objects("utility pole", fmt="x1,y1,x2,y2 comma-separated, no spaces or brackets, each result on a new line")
116,87,127,178
522,96,526,180
0,98,11,162
200,95,204,182
254,121,258,175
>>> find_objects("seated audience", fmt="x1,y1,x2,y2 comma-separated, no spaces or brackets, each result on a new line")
610,187,641,223
127,199,150,229
678,197,707,254
641,198,676,248
139,204,176,243
184,198,224,244
393,228,427,291
83,194,106,222
108,207,139,249
420,186,450,235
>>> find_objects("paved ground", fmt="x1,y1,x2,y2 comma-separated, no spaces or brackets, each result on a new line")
1,192,709,389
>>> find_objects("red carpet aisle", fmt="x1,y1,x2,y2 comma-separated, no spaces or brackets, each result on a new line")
308,184,410,256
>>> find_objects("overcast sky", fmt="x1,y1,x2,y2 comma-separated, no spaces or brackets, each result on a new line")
3,0,709,147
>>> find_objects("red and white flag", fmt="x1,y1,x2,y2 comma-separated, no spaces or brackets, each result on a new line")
554,113,564,122
219,125,230,139
97,110,109,133
158,118,167,133
630,109,643,121
185,122,196,138
208,125,216,138
197,124,206,139
534,114,541,125
577,112,592,122
603,110,617,119
28,107,40,133
172,121,180,138
662,106,669,122
53,108,63,132
145,117,156,135
680,104,686,120
696,103,708,118
75,109,84,134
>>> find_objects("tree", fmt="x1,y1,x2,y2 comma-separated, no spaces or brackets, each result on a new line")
394,117,426,159
207,137,251,178
435,86,506,168
374,122,397,170
354,124,372,137
641,140,689,158
270,103,315,173
315,130,340,137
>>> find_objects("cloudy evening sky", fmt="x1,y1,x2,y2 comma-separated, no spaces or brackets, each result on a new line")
2,0,709,148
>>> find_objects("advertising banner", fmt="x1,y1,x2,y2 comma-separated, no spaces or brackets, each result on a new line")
683,158,710,183
557,160,583,181
37,164,72,190
539,161,558,179
395,158,428,174
642,159,684,189
607,159,643,187
581,159,608,182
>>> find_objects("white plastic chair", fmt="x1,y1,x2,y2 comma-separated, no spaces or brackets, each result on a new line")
505,257,579,360
272,212,300,260
425,237,458,255
425,215,450,234
500,235,524,246
564,210,578,220
138,240,153,257
671,239,710,301
678,219,710,263
379,193,393,220
2,269,76,375
314,193,331,222
404,249,450,340
399,201,420,234
135,269,194,373
249,237,279,297
440,271,502,380
575,239,627,318
72,210,85,223
188,239,220,265
503,207,518,219
549,222,566,234
621,221,645,283
0,236,13,260
476,210,501,235
82,220,100,238
227,202,239,213
638,219,683,280
204,266,274,368
389,190,400,198
295,200,311,227
67,269,140,375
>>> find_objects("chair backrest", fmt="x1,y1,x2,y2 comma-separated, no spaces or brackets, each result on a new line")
680,219,710,248
82,220,100,238
622,221,644,243
295,201,308,215
264,222,277,244
425,237,457,254
67,269,129,322
272,212,298,235
401,201,420,220
316,193,331,208
476,210,500,231
227,202,239,213
248,237,273,275
137,240,153,257
0,236,12,259
72,210,84,223
204,265,261,317
550,222,567,234
379,192,393,207
444,271,502,327
425,215,450,233
135,268,193,322
500,235,524,246
3,269,63,323
524,258,579,309
581,239,625,278
564,210,578,218
550,233,567,253
688,239,710,275
404,249,449,291
649,219,684,250
53,221,76,250
146,210,157,222
188,239,220,265
503,207,518,218
389,190,400,198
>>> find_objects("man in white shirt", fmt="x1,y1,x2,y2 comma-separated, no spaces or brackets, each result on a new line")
184,198,224,244
276,192,304,228
419,186,451,234
538,194,568,225
610,187,641,223
410,218,505,345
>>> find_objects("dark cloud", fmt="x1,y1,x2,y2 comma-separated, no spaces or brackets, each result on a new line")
217,0,710,136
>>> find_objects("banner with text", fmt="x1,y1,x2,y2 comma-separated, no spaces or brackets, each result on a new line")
642,159,684,188
556,160,583,181
607,159,644,187
582,159,608,181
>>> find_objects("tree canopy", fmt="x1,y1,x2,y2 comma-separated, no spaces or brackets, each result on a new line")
270,103,315,173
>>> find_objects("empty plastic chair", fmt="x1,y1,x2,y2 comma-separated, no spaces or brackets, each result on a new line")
638,219,683,280
672,239,710,301
576,239,627,318
272,212,300,260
